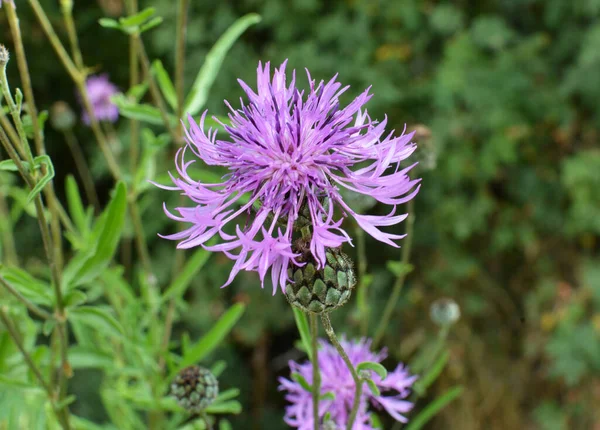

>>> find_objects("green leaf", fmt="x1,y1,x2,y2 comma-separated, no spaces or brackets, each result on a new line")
321,392,335,401
151,60,177,110
365,378,381,396
219,420,233,430
414,350,450,396
210,360,227,377
162,248,211,303
127,82,149,101
63,181,127,287
119,7,156,28
386,261,414,278
404,386,464,430
42,319,55,336
0,266,53,306
291,372,312,392
27,155,55,202
68,306,124,338
98,18,120,29
184,13,261,115
205,400,242,415
55,395,76,410
292,308,312,361
111,94,170,125
0,159,19,171
68,346,114,369
356,361,388,381
65,175,87,234
213,388,240,404
0,375,41,391
177,303,245,370
63,290,88,308
139,16,163,33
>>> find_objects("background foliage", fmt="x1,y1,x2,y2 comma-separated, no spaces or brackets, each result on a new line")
1,0,600,429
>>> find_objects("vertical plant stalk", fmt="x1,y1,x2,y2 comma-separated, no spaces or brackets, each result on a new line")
6,4,65,271
309,313,320,429
28,0,122,180
175,0,190,138
373,199,415,348
63,129,100,209
354,227,370,335
0,106,20,148
126,0,140,174
135,38,179,142
0,192,19,266
320,313,362,430
59,0,84,69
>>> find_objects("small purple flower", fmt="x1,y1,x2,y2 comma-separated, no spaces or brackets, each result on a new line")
279,337,417,429
160,61,420,293
80,74,119,125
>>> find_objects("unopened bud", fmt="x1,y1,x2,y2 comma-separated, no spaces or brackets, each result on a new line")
171,366,219,413
0,45,9,65
430,298,460,327
50,102,77,131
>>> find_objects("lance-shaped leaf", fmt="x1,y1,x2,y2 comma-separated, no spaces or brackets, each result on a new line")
151,60,177,110
184,14,261,115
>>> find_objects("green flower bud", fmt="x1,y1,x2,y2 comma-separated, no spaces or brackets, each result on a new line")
285,239,356,314
0,45,9,66
171,366,219,413
50,101,77,131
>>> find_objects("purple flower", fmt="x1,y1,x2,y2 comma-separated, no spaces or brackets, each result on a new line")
160,61,420,293
279,337,417,429
80,74,119,125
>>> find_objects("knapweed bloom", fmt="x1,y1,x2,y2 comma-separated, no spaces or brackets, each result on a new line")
80,74,119,125
279,337,417,429
161,61,420,293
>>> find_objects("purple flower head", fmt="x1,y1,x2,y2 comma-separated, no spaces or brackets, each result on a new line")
80,74,119,125
279,337,417,429
160,61,420,293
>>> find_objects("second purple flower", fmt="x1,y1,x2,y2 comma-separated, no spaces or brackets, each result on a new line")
161,61,420,293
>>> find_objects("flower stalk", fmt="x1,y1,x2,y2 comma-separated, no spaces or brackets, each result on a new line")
320,313,363,430
309,313,320,429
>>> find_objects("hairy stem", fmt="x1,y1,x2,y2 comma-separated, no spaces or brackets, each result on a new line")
321,313,362,430
373,199,415,348
0,193,19,266
175,0,190,137
309,313,320,429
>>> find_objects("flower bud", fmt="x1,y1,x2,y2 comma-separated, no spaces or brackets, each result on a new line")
171,366,219,413
0,45,9,66
430,298,460,327
50,101,77,131
285,239,356,314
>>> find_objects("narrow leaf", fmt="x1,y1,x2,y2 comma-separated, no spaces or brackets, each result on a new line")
27,155,55,202
357,361,388,381
414,350,450,396
366,378,381,396
69,306,124,338
213,388,240,404
184,14,261,115
292,308,312,361
291,373,312,392
178,303,245,369
151,60,177,109
139,16,163,33
404,386,464,430
0,267,53,306
98,18,120,29
162,247,211,302
0,159,19,171
119,7,156,28
205,400,242,415
65,175,87,233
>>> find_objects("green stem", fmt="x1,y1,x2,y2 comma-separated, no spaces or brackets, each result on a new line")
0,104,20,150
59,0,84,70
0,308,53,396
354,226,369,336
126,0,140,174
321,313,362,430
175,0,189,136
309,313,320,429
127,197,154,278
5,4,65,272
0,275,53,320
0,192,19,266
373,199,415,348
64,130,99,210
135,37,179,143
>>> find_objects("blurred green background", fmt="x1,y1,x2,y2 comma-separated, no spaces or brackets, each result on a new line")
2,0,600,429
